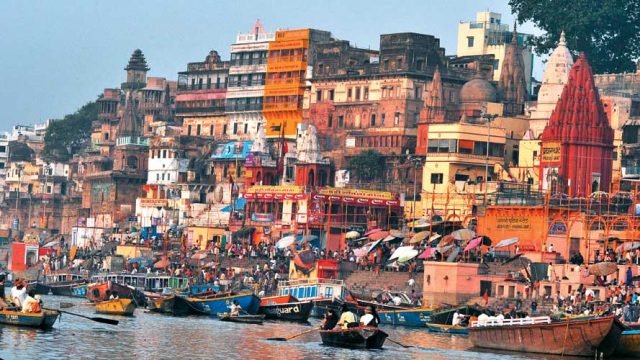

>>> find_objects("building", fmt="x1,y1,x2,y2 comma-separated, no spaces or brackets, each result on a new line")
457,11,533,90
539,53,614,196
225,21,275,140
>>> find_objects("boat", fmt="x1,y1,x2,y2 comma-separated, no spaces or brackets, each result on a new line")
275,278,349,318
182,293,260,316
70,284,88,298
258,295,313,322
146,294,176,314
616,325,640,357
90,273,189,293
0,309,60,329
95,298,136,316
468,315,623,357
217,313,265,324
426,323,468,334
34,273,87,296
319,326,388,349
378,307,432,327
47,280,88,296
87,281,145,305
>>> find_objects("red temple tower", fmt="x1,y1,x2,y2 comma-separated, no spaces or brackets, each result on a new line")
539,53,614,196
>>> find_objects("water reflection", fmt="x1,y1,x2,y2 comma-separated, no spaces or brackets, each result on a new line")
0,296,577,360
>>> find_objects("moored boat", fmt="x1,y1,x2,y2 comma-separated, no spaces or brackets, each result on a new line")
319,326,388,349
147,294,176,314
95,298,136,316
258,295,313,322
87,281,145,305
616,328,640,357
378,307,432,327
468,315,623,357
71,284,88,298
426,322,468,334
0,309,60,329
183,293,260,316
217,313,265,324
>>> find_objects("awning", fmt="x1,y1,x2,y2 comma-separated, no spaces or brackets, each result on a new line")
221,198,246,212
232,227,255,238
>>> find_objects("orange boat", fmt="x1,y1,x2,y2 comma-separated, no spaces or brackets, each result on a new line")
95,298,136,316
468,315,623,357
259,294,296,306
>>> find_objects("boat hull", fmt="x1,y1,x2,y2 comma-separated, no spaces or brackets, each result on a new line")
217,313,265,324
0,309,60,329
184,293,260,316
469,316,621,357
319,327,388,349
70,284,88,298
87,282,145,305
378,308,432,327
616,329,640,357
95,298,136,316
147,295,175,314
426,323,468,334
258,301,313,322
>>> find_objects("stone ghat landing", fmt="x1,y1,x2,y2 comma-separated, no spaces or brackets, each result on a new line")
343,269,423,295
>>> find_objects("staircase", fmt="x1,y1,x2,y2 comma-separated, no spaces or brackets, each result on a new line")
343,270,423,294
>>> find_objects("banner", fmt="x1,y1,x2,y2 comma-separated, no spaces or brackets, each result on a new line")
318,187,396,200
541,142,561,163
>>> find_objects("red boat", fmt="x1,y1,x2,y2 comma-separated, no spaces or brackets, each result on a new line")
468,315,623,357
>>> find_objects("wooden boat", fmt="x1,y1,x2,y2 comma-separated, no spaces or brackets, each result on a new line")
378,307,432,327
319,326,388,349
468,315,623,357
70,284,88,298
426,323,468,334
258,295,313,322
183,293,260,316
0,309,60,329
146,294,176,314
95,298,136,316
616,328,640,357
87,281,145,305
217,313,265,324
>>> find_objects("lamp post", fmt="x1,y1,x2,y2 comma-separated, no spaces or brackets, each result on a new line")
407,154,424,231
481,112,498,206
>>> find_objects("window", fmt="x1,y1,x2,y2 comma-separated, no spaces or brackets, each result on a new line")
370,114,376,127
394,112,400,125
455,174,469,182
363,87,369,100
244,123,248,134
338,115,344,128
316,90,322,101
430,173,444,184
196,124,201,136
104,133,109,140
388,86,394,98
414,86,422,99
381,113,386,126
318,63,323,73
210,125,214,136
467,36,475,47
384,59,389,70
413,113,419,127
613,151,618,160
157,174,160,181
223,124,228,135
355,87,361,100
233,123,238,134
162,150,167,158
329,89,335,100
187,125,192,136
473,141,487,156
427,139,457,153
347,88,352,99
459,140,474,154
328,115,333,128
396,57,403,68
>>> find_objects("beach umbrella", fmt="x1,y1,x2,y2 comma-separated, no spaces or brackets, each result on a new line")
438,235,456,248
203,261,218,268
353,246,370,258
69,245,77,262
276,235,296,249
368,231,389,241
364,228,382,236
154,258,171,269
418,247,436,259
297,234,319,243
367,239,384,255
389,246,415,261
397,249,419,263
408,231,429,244
428,233,442,244
345,231,360,239
191,251,207,260
464,237,483,252
588,262,618,276
494,237,520,249
617,241,640,253
451,229,475,242
389,230,406,238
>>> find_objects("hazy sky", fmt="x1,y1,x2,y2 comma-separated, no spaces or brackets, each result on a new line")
0,0,542,132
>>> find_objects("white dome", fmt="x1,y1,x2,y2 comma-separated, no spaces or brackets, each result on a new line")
539,31,574,104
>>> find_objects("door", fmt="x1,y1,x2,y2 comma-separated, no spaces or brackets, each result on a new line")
480,280,492,297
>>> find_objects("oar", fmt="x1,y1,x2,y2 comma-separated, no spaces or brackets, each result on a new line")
386,337,413,348
267,327,320,341
46,308,119,326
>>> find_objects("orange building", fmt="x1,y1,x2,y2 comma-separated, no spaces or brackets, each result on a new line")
264,29,331,137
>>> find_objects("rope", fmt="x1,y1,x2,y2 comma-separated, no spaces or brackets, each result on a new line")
561,321,570,356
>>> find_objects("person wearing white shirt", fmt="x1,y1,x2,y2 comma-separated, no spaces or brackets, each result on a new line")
10,280,28,309
452,311,461,326
393,296,402,306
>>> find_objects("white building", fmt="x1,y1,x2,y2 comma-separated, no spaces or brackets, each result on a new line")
457,11,534,90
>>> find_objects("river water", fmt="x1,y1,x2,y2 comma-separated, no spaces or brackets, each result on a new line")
0,296,583,360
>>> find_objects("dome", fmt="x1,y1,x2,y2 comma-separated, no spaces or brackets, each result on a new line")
460,77,497,103
539,31,574,105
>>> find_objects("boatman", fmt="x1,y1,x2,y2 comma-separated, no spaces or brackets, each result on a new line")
10,279,28,309
321,309,339,330
359,306,380,327
336,304,357,329
230,300,241,316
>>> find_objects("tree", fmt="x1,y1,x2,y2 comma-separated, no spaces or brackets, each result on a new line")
510,0,640,74
42,101,99,162
348,150,386,183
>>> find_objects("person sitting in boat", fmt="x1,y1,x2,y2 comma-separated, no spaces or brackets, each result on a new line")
321,309,339,330
452,311,461,326
22,292,42,313
336,304,358,329
9,279,28,309
359,306,380,327
229,300,241,316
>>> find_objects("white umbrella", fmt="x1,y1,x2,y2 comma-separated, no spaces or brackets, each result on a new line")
617,241,640,253
276,235,296,249
451,229,476,242
397,249,419,263
494,237,520,249
389,246,415,261
43,241,59,248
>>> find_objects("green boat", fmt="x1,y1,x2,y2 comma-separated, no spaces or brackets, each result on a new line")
0,309,60,329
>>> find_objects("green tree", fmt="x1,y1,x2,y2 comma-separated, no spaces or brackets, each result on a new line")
42,101,98,162
348,150,386,183
510,0,640,74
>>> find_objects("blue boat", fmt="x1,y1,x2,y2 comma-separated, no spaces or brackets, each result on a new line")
378,308,432,327
71,284,88,298
426,323,469,334
0,309,60,329
183,293,260,316
189,284,221,294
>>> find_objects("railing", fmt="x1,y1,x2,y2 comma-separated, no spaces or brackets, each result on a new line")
267,55,307,63
266,78,303,86
227,79,265,87
175,106,226,114
225,103,262,112
263,102,300,111
116,136,149,146
177,84,226,92
471,316,551,328
236,31,276,43
230,58,267,67
426,151,504,161
279,278,344,287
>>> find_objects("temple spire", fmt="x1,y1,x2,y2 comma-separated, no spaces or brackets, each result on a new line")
426,66,445,121
559,30,566,46
498,22,528,115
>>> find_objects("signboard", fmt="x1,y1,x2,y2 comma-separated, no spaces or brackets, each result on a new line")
345,137,356,148
318,187,396,201
245,185,304,195
139,199,168,208
251,213,274,222
541,142,561,163
477,207,547,251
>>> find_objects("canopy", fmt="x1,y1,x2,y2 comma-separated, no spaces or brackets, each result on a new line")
154,258,171,269
368,231,389,241
128,257,151,265
345,231,360,239
418,247,436,259
451,229,475,242
220,198,247,212
389,246,415,261
494,237,520,249
364,228,382,236
464,237,483,252
617,241,640,253
397,249,419,263
389,230,406,238
408,231,429,244
588,261,618,276
276,235,296,249
428,233,442,244
296,234,319,243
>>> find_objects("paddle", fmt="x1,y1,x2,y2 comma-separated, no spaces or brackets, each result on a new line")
46,308,119,326
386,337,413,348
267,327,320,341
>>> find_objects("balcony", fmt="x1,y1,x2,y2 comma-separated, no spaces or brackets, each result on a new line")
225,103,263,112
227,80,265,88
230,58,267,67
263,102,300,111
175,106,226,114
268,55,307,64
177,84,226,92
116,136,149,147
426,151,504,164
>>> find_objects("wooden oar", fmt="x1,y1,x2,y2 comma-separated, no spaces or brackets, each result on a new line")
386,337,413,348
46,308,119,326
267,327,320,341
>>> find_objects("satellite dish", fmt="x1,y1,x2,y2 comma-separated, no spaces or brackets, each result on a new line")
214,185,224,203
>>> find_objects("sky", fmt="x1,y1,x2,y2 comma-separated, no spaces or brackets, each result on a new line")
0,0,543,132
